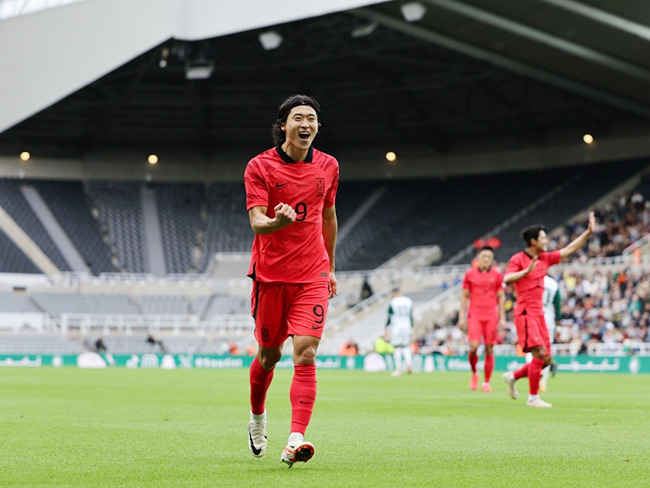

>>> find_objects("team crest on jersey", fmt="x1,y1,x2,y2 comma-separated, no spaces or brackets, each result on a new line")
316,178,325,196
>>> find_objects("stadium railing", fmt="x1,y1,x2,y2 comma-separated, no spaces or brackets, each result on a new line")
587,342,650,356
58,313,254,336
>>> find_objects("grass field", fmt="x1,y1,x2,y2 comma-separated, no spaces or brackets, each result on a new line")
1,368,648,487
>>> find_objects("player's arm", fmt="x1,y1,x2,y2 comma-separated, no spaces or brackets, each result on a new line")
322,205,338,298
386,305,393,327
559,211,595,259
458,288,470,329
497,288,506,327
248,203,296,235
504,257,538,285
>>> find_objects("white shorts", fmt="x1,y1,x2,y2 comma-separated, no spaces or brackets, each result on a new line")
391,326,411,347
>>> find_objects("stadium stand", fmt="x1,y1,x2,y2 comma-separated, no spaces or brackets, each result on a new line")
337,170,563,270
32,179,116,274
30,292,140,318
0,229,40,274
86,181,149,273
0,160,648,358
154,182,205,274
488,160,650,264
0,291,41,313
0,333,85,354
199,182,251,272
136,294,190,315
551,178,650,262
201,293,249,318
0,179,70,272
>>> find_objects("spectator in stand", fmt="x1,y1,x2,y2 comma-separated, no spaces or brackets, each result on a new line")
339,338,359,356
549,188,650,262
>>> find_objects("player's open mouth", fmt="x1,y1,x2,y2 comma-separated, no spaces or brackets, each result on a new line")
299,132,310,140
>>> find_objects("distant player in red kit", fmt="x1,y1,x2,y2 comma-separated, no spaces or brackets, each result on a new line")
503,212,595,407
459,246,505,392
244,95,338,467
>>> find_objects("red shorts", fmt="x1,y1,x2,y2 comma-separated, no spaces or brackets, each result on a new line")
251,281,329,348
467,313,498,344
514,313,550,353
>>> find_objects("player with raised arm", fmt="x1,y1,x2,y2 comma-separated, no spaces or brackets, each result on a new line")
458,246,505,392
502,212,595,407
244,95,339,467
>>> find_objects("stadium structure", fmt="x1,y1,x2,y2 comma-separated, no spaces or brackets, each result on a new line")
0,0,649,366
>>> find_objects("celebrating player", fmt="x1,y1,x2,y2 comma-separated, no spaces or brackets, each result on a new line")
502,212,595,407
244,95,339,466
458,246,505,392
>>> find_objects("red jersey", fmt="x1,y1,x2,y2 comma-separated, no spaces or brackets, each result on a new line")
245,145,339,283
506,250,561,316
462,266,503,315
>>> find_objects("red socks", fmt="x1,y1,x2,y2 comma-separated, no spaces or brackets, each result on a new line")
250,359,318,435
468,352,478,374
484,354,494,382
468,353,493,382
513,362,530,381
528,357,544,395
249,356,274,415
289,364,317,435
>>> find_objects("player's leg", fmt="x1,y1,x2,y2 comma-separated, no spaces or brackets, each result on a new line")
539,322,555,392
392,346,404,376
526,344,551,407
281,282,327,467
468,340,479,390
481,317,498,391
289,335,319,437
466,317,481,390
502,313,527,399
249,345,281,457
248,282,287,458
281,334,319,466
482,344,494,392
405,347,413,374
539,364,551,392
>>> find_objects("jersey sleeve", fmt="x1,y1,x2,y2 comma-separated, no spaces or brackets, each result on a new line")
462,270,471,290
386,303,393,326
543,250,561,267
244,158,269,210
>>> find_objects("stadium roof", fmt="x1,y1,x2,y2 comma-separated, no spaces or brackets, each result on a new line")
2,0,650,169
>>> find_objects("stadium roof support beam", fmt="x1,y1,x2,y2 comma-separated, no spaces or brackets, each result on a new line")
351,5,650,121
537,0,650,42
422,0,650,84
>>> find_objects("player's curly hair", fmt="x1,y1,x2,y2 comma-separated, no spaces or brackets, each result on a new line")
271,94,321,146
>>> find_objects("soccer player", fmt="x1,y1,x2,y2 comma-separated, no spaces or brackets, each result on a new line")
458,246,505,392
244,95,339,467
502,212,595,407
540,274,561,392
385,287,414,376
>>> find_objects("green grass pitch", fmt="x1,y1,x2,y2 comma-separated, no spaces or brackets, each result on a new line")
1,367,648,487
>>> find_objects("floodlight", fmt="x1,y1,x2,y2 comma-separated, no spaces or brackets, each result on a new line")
401,2,427,22
184,59,215,80
259,31,283,50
